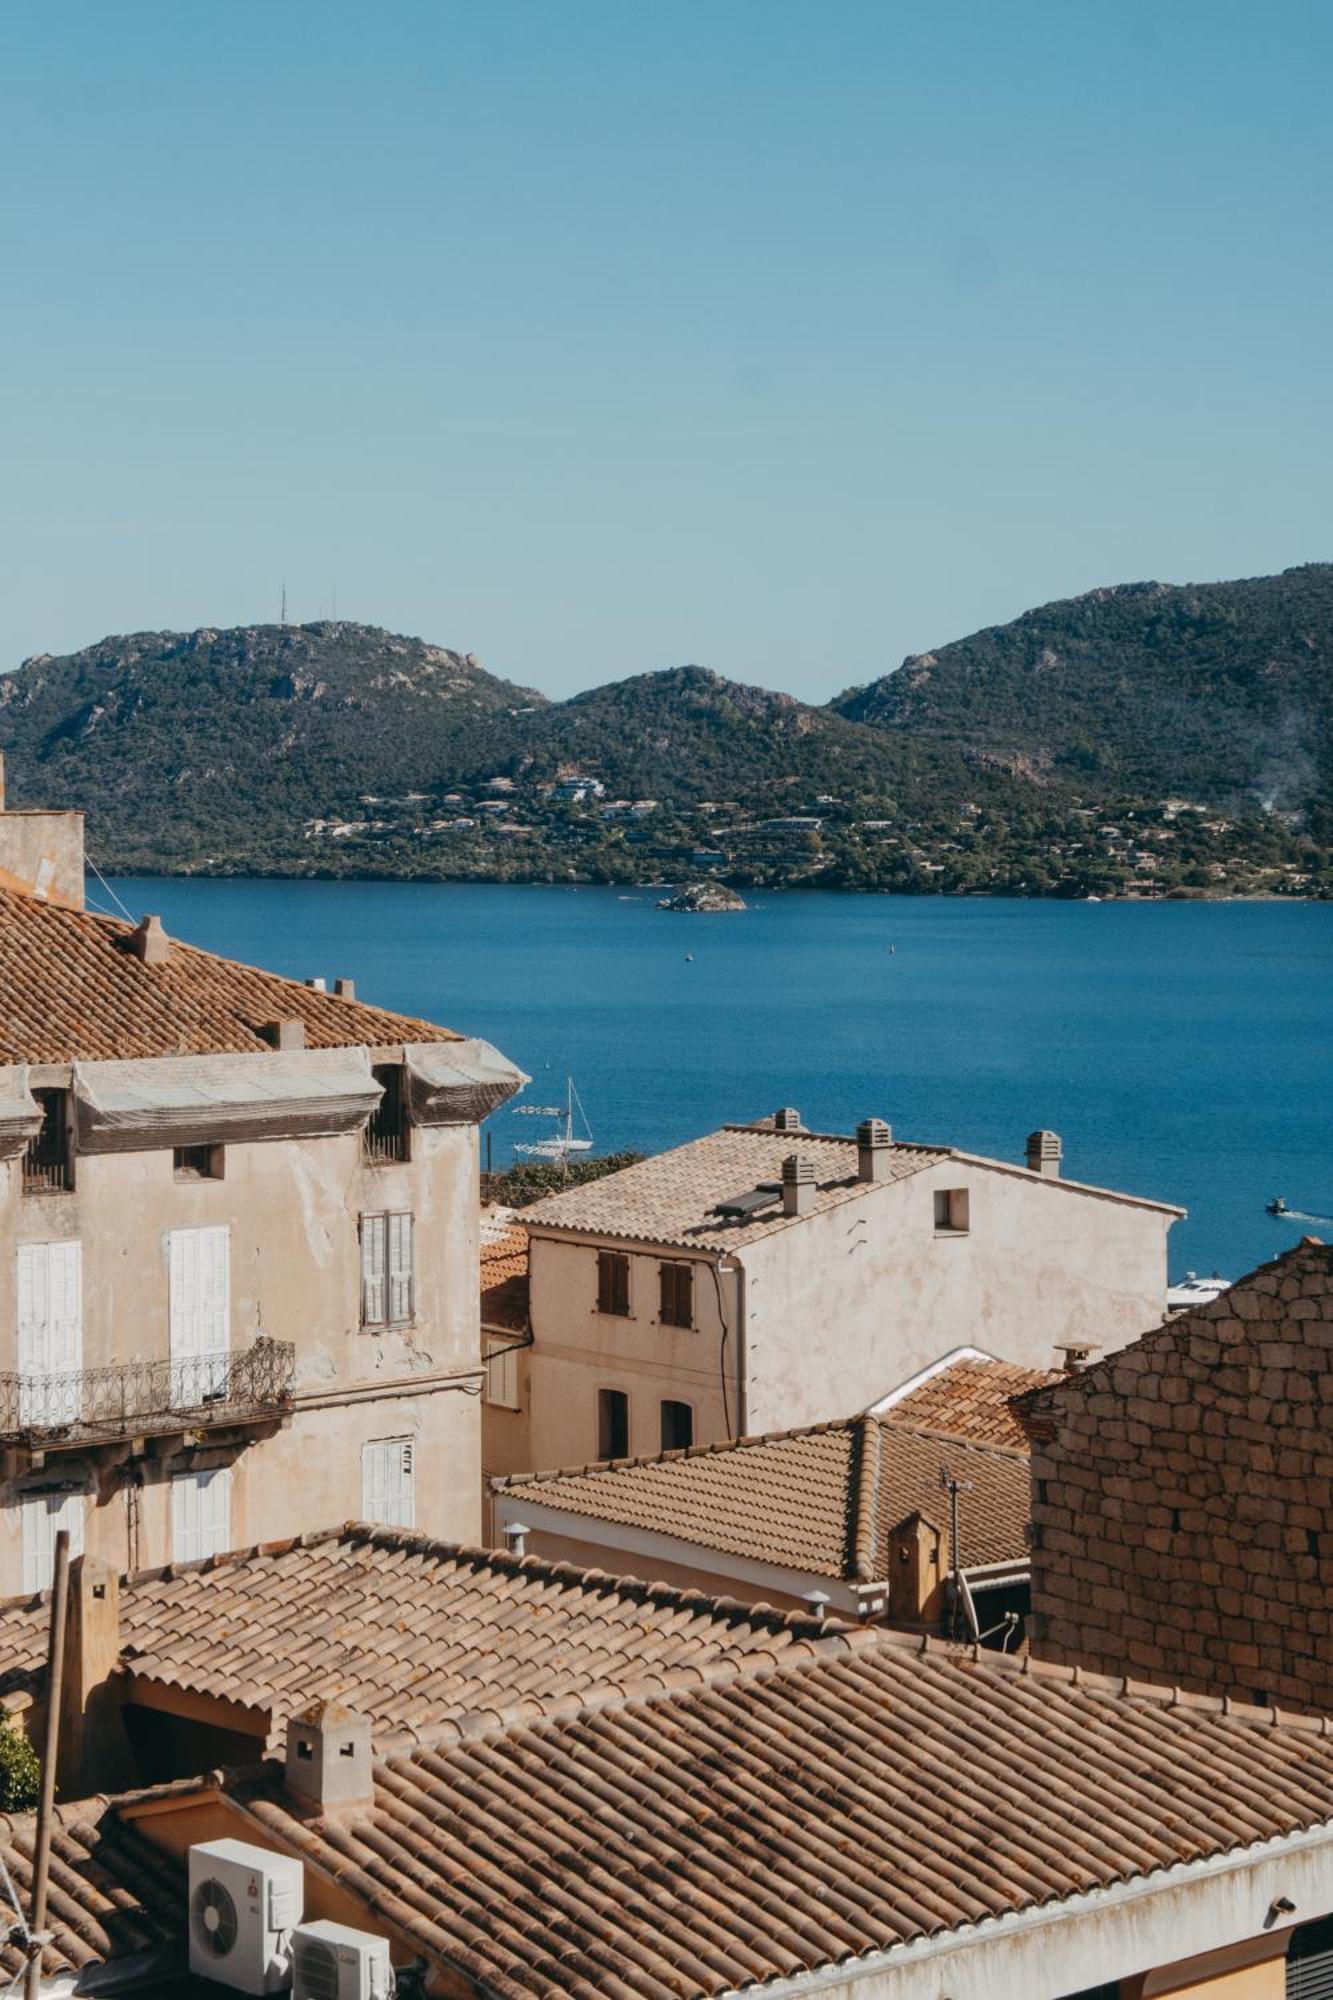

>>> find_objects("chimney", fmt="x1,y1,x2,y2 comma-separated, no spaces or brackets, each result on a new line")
304,976,328,994
58,1556,134,1795
259,1019,307,1050
856,1117,893,1183
773,1106,803,1133
1026,1129,1063,1178
128,914,171,967
334,977,356,1001
782,1154,816,1218
1055,1340,1099,1374
285,1699,373,1811
503,1521,530,1560
803,1589,831,1626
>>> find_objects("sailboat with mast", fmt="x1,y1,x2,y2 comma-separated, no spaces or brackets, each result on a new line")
511,1076,594,1163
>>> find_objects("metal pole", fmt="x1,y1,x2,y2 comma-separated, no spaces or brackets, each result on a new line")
25,1528,71,1999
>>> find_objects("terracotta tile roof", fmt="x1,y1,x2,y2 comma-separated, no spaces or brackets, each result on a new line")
0,1526,855,1753
876,1351,1061,1450
233,1633,1333,1999
495,1413,1031,1578
0,1791,185,1986
0,886,460,1061
521,1123,944,1250
480,1220,529,1332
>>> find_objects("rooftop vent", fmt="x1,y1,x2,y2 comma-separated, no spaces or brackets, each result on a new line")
259,1019,307,1051
782,1154,816,1218
128,914,171,967
773,1107,803,1133
503,1521,530,1559
334,977,356,1001
856,1117,893,1183
305,976,328,994
1055,1340,1099,1375
1026,1129,1063,1179
285,1698,373,1811
712,1183,782,1220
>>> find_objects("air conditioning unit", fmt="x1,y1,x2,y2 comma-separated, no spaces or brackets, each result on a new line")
292,1919,393,1999
188,1839,304,1993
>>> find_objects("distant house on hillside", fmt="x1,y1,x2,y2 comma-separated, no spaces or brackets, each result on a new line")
515,1109,1180,1470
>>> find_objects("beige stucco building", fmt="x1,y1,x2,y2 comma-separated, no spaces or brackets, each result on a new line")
515,1111,1180,1472
0,779,523,1593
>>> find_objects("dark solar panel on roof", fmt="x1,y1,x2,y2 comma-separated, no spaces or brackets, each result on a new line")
713,1185,782,1218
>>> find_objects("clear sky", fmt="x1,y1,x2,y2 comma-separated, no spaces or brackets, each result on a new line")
1,1,1329,702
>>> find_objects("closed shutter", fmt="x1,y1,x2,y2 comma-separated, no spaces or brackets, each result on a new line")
387,1213,414,1324
169,1227,230,1400
360,1214,387,1326
172,1466,232,1563
361,1438,414,1527
1289,1916,1333,1998
486,1337,520,1410
18,1242,82,1427
21,1488,85,1594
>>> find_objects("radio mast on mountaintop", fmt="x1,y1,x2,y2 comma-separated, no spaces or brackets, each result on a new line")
280,581,287,625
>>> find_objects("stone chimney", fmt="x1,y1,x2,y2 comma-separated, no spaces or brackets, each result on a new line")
773,1106,803,1133
782,1154,816,1218
127,914,171,966
0,756,86,911
259,1019,307,1050
856,1118,893,1183
1026,1130,1063,1178
285,1699,374,1811
58,1556,134,1795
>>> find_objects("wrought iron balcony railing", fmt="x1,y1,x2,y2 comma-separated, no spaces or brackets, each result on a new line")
0,1339,296,1447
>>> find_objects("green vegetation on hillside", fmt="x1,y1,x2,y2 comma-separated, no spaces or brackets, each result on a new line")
1,567,1330,898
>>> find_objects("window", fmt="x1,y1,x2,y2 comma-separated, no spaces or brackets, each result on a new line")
485,1336,521,1411
360,1212,414,1328
171,1465,232,1563
659,1261,694,1328
365,1064,410,1165
168,1226,230,1402
596,1250,630,1316
660,1400,693,1452
1289,1913,1333,1996
933,1188,970,1234
17,1241,82,1427
597,1388,629,1461
173,1144,223,1180
361,1437,415,1527
23,1090,73,1195
22,1487,85,1594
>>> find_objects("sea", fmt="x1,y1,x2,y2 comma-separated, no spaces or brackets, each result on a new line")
105,877,1333,1284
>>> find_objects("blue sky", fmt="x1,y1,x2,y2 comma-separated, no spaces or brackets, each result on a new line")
1,1,1329,701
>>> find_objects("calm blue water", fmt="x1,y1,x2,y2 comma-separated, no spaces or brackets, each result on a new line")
105,879,1333,1283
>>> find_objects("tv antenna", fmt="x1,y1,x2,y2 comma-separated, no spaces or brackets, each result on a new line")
280,581,288,626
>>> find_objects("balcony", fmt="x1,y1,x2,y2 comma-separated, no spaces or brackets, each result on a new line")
0,1339,295,1460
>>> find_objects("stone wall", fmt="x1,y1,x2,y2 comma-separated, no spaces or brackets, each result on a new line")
1026,1240,1333,1713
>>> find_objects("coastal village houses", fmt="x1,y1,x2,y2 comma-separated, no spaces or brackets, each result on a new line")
509,1109,1181,1471
6,1524,1333,1995
0,768,524,1592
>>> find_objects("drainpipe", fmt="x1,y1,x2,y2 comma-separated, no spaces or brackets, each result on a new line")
718,1255,747,1439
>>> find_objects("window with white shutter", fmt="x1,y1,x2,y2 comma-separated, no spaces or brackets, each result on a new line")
361,1437,415,1527
485,1336,520,1410
171,1466,233,1564
21,1487,85,1594
168,1226,230,1402
17,1241,83,1427
359,1213,414,1328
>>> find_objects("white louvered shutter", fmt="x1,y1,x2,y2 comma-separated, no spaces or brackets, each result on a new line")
361,1438,414,1527
18,1242,82,1427
22,1488,85,1594
387,1213,413,1325
486,1337,520,1410
360,1214,387,1326
169,1227,230,1399
172,1466,232,1563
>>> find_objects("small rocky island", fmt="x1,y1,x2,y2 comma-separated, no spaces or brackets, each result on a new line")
657,881,747,913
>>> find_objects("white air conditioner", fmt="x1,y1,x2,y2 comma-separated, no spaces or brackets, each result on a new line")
188,1838,304,1993
292,1919,393,1999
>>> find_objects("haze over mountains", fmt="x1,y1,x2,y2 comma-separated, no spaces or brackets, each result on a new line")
1,565,1329,895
